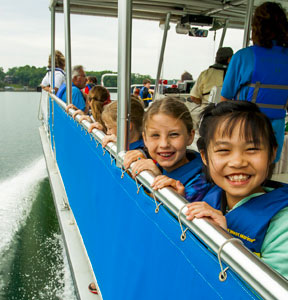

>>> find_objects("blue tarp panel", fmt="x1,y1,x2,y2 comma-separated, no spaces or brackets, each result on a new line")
52,102,261,300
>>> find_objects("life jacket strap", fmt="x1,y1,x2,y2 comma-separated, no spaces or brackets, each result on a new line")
236,81,288,109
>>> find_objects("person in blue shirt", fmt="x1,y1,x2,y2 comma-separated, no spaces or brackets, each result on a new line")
124,97,210,203
56,65,87,112
185,100,288,279
139,79,153,108
221,2,288,162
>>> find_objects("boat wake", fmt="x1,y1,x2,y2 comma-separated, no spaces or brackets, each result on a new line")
0,157,47,255
0,157,76,299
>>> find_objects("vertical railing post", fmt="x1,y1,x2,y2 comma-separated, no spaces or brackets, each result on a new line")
51,6,56,94
49,4,56,151
153,12,171,101
218,19,229,49
63,0,72,105
243,0,254,48
117,0,132,161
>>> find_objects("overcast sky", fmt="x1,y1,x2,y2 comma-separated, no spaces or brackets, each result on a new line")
1,0,246,80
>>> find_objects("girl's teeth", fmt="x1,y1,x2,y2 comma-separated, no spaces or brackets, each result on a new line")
160,153,171,157
228,174,249,181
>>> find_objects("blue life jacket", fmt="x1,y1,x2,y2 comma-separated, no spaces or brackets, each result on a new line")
56,82,67,99
140,87,152,102
244,45,288,119
162,151,202,185
129,139,145,150
203,182,288,255
162,151,209,202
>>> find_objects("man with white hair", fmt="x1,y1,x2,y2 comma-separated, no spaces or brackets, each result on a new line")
57,65,87,111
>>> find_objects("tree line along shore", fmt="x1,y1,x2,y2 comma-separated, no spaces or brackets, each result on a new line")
0,65,163,91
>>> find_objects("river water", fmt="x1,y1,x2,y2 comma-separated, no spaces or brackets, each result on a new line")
0,92,77,300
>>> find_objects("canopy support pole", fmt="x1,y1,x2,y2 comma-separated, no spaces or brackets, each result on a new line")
153,12,171,101
63,0,72,105
242,0,254,48
51,6,56,94
218,19,229,49
117,0,132,162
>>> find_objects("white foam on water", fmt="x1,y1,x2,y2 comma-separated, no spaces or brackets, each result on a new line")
0,157,77,298
0,157,47,255
38,233,77,300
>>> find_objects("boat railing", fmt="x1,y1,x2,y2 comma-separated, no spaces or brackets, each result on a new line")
100,73,118,91
45,91,288,300
101,73,157,95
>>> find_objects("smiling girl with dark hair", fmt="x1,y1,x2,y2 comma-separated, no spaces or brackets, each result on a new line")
186,100,288,279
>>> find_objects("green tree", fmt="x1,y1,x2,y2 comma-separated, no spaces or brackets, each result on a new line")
0,67,5,88
6,65,46,88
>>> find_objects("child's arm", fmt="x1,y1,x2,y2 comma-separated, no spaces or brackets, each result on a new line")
102,134,117,147
78,115,93,123
151,175,185,196
88,122,104,133
130,158,161,178
66,103,78,113
72,109,85,119
123,150,147,170
185,202,227,229
260,207,288,279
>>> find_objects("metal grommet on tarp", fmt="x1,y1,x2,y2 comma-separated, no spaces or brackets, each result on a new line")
217,238,243,282
177,204,188,241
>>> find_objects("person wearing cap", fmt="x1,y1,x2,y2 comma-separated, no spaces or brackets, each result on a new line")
221,2,288,162
189,47,233,105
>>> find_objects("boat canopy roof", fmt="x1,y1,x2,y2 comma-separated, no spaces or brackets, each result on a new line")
49,0,271,30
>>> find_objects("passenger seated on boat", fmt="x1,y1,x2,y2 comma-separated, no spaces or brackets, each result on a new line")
185,100,288,279
71,85,111,129
41,50,65,94
221,2,288,163
190,47,233,106
139,79,154,108
84,76,97,94
89,97,145,149
56,65,88,112
124,97,210,203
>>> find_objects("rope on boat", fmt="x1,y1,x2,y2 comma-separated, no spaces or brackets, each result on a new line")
177,204,189,241
135,177,143,194
152,191,163,213
217,238,244,282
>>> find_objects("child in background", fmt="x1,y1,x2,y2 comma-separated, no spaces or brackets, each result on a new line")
124,97,210,202
84,76,97,94
90,97,145,149
139,79,153,108
72,85,111,129
185,100,288,279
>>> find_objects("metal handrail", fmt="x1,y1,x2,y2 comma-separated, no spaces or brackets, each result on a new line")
48,92,288,299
